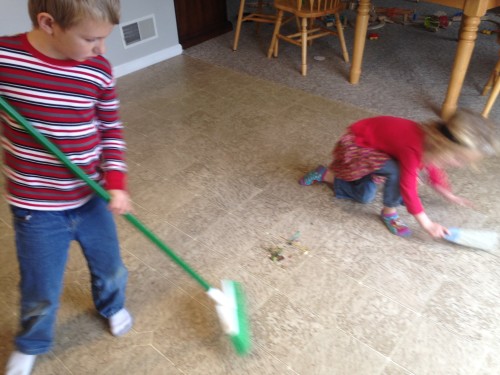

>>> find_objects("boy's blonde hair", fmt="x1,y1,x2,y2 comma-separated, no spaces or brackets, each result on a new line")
29,0,120,29
423,109,497,164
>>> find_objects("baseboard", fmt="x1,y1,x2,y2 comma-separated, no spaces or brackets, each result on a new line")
113,44,183,78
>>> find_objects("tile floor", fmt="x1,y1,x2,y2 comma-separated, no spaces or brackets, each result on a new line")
1,55,500,375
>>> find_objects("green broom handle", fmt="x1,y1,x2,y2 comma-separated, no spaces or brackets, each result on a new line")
0,96,211,291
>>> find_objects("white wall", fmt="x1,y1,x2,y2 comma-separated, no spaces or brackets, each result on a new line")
0,0,182,77
0,0,32,34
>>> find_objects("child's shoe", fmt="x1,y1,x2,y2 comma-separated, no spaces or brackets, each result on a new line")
380,210,412,237
109,308,133,336
6,351,36,375
299,165,327,186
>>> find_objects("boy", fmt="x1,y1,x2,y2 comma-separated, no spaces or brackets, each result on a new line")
1,1,133,374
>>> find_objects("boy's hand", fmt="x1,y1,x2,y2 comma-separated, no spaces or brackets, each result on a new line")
108,189,132,215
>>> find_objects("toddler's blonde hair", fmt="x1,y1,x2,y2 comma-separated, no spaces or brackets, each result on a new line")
423,109,498,164
29,0,120,29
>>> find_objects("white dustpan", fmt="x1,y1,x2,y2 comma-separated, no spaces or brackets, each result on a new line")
444,228,499,253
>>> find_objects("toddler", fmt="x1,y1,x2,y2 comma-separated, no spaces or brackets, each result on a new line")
299,110,497,238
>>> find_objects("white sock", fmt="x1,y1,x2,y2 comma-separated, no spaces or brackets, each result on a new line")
109,308,133,336
6,351,36,375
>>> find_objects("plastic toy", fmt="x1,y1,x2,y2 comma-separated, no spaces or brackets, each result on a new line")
424,16,440,32
375,7,414,25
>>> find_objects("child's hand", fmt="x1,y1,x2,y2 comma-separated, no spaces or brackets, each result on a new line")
108,189,132,215
444,193,474,208
435,186,474,208
414,212,449,239
422,221,449,239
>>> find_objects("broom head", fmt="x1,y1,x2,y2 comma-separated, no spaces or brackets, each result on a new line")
210,280,251,356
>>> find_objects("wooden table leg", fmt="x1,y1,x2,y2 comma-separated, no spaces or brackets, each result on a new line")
441,14,481,119
349,0,371,84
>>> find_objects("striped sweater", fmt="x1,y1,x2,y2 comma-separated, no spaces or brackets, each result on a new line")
0,33,126,210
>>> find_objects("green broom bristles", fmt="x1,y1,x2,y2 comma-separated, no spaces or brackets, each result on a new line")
229,281,251,355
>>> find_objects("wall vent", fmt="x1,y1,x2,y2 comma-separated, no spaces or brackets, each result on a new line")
120,15,157,48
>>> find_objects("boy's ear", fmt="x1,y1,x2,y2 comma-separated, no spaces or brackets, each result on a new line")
37,12,56,35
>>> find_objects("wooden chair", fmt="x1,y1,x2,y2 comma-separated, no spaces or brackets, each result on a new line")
267,0,349,76
233,0,276,51
481,37,500,118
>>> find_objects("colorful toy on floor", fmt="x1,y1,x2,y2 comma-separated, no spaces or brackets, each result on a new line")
424,16,440,32
480,29,500,35
423,11,450,32
375,7,415,25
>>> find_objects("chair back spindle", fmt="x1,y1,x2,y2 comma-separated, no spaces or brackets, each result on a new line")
268,0,349,75
276,0,342,13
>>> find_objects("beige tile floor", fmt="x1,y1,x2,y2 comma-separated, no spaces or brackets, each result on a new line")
1,55,500,375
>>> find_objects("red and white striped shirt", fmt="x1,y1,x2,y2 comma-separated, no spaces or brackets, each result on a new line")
0,33,126,210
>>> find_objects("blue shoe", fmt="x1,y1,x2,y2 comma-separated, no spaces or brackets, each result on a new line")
380,211,412,237
299,165,327,186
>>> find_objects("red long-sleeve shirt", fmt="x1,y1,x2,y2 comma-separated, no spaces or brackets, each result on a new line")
0,33,127,210
350,116,450,214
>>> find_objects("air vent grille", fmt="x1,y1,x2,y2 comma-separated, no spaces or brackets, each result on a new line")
120,15,157,48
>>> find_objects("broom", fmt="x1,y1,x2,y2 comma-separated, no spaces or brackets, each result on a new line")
444,227,499,254
0,96,251,356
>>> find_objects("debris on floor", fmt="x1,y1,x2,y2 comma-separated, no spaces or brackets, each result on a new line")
266,246,284,262
263,231,310,264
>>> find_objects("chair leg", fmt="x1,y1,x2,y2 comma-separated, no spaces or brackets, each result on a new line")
268,10,284,58
335,12,349,63
233,0,246,51
274,34,279,57
255,0,264,34
482,59,500,96
482,75,500,118
301,17,308,76
308,18,314,47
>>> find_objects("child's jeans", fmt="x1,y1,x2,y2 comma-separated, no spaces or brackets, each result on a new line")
333,159,402,207
11,195,128,355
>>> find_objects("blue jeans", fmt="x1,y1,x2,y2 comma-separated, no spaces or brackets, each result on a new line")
333,159,402,207
11,195,128,355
